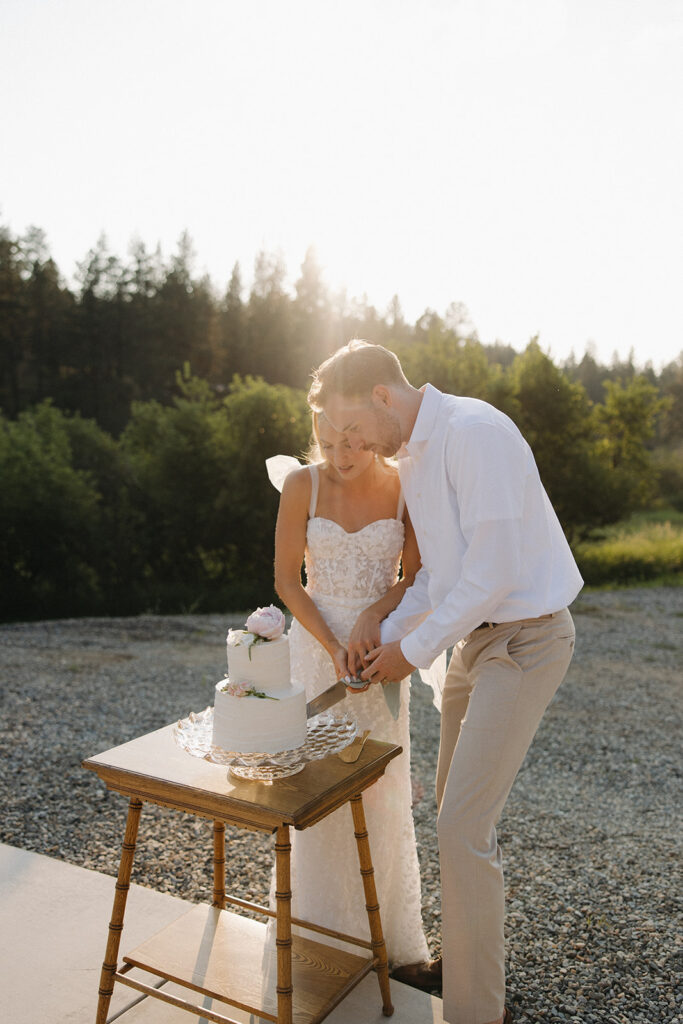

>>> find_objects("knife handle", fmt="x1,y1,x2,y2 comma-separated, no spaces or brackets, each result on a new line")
345,678,368,690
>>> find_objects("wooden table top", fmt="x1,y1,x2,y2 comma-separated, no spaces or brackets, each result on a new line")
82,725,402,832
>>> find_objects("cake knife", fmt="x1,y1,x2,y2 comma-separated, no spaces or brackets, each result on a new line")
306,678,367,718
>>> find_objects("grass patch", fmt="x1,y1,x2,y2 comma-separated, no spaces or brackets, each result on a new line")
574,514,683,586
604,507,683,532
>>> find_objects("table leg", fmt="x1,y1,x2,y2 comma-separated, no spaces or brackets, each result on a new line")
95,796,143,1024
212,820,226,908
350,793,394,1017
275,824,293,1024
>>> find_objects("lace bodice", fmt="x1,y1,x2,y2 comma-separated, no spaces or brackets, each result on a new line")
305,517,404,602
289,515,405,703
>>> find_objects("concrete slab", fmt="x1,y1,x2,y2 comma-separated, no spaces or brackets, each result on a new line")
0,843,444,1024
0,844,189,1024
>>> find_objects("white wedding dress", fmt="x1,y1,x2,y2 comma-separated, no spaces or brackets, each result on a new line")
272,462,429,968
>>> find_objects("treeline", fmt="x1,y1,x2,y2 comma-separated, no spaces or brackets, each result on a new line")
1,223,682,620
1,225,380,434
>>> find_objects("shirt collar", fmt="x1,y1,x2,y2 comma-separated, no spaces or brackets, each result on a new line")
404,383,442,456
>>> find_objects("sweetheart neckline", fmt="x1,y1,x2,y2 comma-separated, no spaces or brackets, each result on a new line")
308,515,403,537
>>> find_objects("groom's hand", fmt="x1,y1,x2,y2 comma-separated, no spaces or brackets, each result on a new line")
361,641,415,685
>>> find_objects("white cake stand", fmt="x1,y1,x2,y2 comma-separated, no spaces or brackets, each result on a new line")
173,706,357,780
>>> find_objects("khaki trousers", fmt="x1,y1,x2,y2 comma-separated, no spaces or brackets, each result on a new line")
436,609,576,1024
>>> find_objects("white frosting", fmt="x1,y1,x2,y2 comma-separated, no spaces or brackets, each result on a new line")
226,634,290,694
212,681,306,754
212,633,307,754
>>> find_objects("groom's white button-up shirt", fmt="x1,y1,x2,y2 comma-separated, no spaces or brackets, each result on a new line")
380,384,583,670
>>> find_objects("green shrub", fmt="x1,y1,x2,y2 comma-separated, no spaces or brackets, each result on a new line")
574,520,683,585
119,371,310,613
653,443,683,512
0,403,104,618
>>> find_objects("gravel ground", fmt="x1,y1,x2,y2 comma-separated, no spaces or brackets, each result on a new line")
0,587,681,1023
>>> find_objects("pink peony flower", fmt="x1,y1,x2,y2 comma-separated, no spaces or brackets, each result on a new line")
224,680,252,697
221,679,278,700
245,605,285,640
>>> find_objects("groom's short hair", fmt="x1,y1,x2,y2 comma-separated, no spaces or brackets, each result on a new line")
308,339,409,411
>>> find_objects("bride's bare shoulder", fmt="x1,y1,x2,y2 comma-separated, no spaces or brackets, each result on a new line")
280,464,314,505
378,459,401,490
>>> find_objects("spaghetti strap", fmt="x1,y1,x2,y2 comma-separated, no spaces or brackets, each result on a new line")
396,487,405,521
308,464,320,519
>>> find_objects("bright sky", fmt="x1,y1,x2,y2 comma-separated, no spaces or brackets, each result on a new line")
2,0,682,370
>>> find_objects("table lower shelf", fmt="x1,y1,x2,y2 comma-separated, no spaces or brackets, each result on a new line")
121,903,375,1024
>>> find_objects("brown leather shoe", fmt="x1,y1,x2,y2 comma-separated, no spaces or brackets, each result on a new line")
389,956,442,993
503,1008,514,1024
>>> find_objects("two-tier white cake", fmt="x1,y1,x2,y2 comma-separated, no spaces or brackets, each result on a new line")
211,607,307,755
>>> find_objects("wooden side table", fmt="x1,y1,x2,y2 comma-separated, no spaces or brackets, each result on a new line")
83,724,402,1024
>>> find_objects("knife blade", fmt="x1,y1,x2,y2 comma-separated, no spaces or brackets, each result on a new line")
305,679,368,720
306,678,367,718
306,680,347,718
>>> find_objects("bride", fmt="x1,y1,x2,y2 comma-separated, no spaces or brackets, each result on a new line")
267,411,430,968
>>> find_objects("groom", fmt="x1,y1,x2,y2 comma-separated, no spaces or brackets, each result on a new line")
308,340,582,1024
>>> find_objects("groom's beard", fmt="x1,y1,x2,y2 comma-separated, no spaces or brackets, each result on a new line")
370,406,403,457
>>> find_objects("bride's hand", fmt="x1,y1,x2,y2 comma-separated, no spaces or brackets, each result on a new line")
329,644,350,682
347,609,382,677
